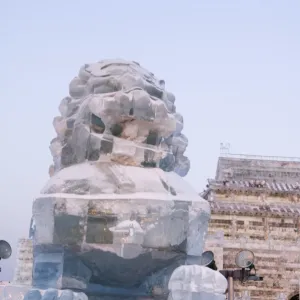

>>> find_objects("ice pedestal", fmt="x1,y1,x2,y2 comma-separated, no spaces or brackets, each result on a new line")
29,163,210,293
168,266,227,300
10,164,217,299
8,163,214,299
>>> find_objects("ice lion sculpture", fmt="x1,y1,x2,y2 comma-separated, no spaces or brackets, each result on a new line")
2,59,227,300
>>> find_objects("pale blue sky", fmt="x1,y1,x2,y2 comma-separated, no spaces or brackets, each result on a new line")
1,0,300,279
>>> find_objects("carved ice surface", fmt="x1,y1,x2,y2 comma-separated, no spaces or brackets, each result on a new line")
168,266,227,300
30,165,211,292
50,59,190,178
9,59,225,299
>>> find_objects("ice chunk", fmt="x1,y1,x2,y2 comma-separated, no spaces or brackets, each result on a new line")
0,285,88,300
168,291,226,300
168,265,227,300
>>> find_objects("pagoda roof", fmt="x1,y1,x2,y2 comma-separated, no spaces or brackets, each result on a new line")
210,200,300,217
208,179,300,194
200,153,300,216
216,154,300,183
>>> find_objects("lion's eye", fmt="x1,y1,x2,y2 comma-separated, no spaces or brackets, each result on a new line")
145,131,160,146
90,114,105,133
110,123,123,137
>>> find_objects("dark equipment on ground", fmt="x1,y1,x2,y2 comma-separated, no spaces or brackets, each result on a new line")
199,249,263,300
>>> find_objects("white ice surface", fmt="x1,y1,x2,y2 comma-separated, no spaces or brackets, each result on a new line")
168,265,227,294
40,162,210,212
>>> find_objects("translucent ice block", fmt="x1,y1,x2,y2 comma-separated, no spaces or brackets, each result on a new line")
168,265,227,300
0,285,88,300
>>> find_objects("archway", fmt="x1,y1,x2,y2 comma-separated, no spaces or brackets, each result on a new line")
290,294,299,300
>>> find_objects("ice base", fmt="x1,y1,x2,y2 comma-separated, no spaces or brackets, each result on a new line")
9,165,221,299
23,163,210,292
3,265,227,299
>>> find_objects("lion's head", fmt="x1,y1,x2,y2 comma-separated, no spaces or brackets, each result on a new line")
50,59,190,177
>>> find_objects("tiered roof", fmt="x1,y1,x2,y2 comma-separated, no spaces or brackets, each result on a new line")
203,153,300,216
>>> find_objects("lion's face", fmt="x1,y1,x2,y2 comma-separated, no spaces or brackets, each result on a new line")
50,59,189,177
